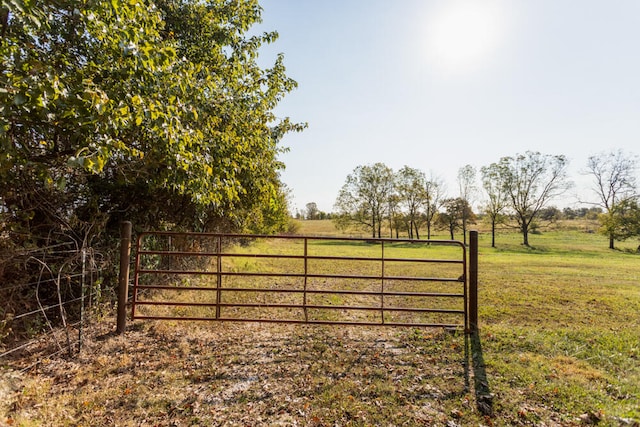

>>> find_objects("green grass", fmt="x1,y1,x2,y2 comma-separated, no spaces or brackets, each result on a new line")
296,221,640,424
469,229,640,424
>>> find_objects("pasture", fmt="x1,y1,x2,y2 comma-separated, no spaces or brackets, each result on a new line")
2,220,639,426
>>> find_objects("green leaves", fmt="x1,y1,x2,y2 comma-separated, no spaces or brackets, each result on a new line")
1,0,302,238
334,163,396,238
1,0,43,28
494,152,571,246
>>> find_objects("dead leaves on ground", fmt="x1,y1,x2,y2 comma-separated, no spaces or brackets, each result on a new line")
3,320,480,426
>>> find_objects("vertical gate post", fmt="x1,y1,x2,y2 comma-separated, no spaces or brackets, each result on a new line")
117,221,132,334
469,230,479,333
215,236,222,319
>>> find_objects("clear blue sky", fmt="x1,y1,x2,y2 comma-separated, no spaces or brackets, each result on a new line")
253,0,640,214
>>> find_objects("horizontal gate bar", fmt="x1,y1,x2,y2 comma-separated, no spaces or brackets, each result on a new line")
132,300,464,314
137,230,464,244
137,250,463,264
131,315,463,329
133,284,464,298
136,269,463,283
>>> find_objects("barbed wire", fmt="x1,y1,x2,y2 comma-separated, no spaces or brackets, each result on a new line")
0,246,103,370
0,274,89,295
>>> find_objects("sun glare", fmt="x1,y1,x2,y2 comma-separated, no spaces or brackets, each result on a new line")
424,1,507,74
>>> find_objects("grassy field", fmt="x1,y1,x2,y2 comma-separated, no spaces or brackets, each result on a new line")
473,228,639,425
2,220,639,426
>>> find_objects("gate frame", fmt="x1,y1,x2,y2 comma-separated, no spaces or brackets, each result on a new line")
117,226,478,334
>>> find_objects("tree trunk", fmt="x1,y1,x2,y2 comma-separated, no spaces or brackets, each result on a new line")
1,8,9,40
609,235,615,250
462,219,467,246
491,217,496,248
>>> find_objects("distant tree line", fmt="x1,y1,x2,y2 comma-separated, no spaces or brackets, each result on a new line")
331,150,640,249
297,202,332,220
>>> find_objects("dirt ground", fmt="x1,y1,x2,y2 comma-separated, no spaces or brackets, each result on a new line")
2,318,483,426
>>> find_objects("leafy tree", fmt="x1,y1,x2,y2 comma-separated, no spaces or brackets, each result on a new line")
395,166,427,239
598,198,640,244
386,193,401,238
480,163,508,248
585,150,638,249
0,0,302,238
438,197,475,240
585,207,603,220
305,202,319,220
152,0,305,229
0,0,303,318
562,207,578,220
538,206,562,222
496,152,571,246
334,163,394,238
2,0,175,250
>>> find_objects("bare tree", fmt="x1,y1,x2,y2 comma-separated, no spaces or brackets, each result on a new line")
497,152,571,246
585,150,638,249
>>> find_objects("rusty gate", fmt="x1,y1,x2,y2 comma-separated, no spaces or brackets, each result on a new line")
119,227,478,333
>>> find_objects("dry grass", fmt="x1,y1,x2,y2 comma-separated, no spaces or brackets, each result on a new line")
3,320,475,426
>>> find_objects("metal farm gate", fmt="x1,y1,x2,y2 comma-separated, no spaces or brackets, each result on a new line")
117,224,478,333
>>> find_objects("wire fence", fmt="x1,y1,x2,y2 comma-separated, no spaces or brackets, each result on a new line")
0,245,102,371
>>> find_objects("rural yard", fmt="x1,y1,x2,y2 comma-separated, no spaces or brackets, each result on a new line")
3,2,640,426
2,222,639,426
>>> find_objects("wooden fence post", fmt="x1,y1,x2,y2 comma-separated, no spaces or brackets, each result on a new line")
117,221,132,334
469,230,479,333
